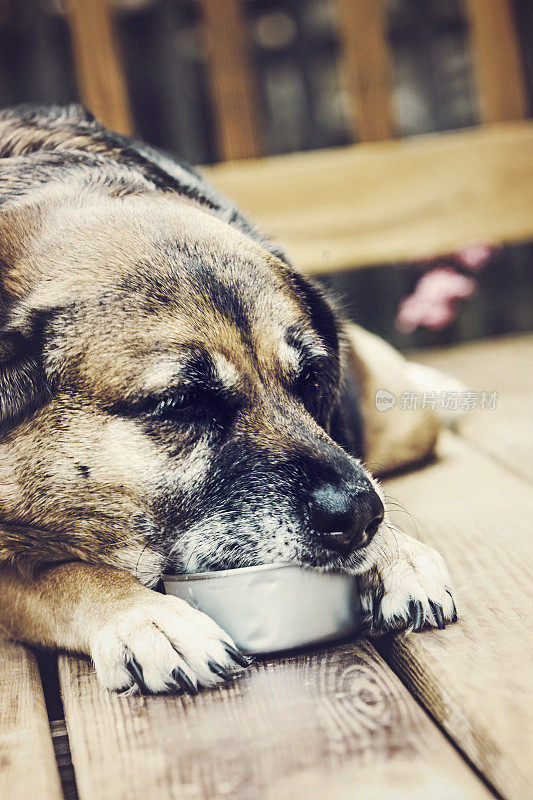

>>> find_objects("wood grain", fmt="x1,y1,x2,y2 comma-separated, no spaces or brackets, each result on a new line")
466,0,528,123
66,0,133,136
413,334,533,482
59,640,489,800
337,0,395,142
199,0,262,161
205,121,533,272
380,431,533,800
0,636,62,800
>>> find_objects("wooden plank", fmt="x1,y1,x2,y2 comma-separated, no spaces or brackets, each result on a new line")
59,640,490,800
0,636,63,800
466,0,528,123
413,334,533,482
205,121,533,272
412,335,533,396
66,0,134,136
336,0,395,142
380,431,533,800
199,0,262,161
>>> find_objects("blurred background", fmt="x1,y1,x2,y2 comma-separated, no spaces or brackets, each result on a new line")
1,0,532,349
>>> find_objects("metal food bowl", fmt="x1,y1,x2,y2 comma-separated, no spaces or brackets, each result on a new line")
162,564,363,655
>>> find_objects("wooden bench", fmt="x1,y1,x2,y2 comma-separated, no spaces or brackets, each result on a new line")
2,334,532,800
62,0,533,275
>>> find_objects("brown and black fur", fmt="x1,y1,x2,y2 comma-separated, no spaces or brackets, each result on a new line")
0,106,454,694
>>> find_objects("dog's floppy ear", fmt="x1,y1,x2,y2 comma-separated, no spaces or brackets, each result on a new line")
328,359,365,458
0,321,53,436
0,205,53,435
286,270,366,453
288,269,341,355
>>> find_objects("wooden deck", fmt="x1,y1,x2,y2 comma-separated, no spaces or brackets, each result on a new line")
1,334,532,800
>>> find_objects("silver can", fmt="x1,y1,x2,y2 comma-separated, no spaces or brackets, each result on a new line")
163,564,363,655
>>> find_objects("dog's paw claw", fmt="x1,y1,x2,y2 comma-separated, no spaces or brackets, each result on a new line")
172,666,198,695
446,589,458,622
223,643,252,668
429,599,446,629
409,598,424,631
208,660,235,682
125,656,151,694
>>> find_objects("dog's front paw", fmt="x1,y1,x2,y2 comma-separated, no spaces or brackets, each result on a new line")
360,538,458,636
90,594,250,694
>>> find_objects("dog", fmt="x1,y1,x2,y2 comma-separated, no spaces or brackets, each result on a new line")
0,105,456,694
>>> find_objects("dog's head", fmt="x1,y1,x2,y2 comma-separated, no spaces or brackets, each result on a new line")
0,191,383,582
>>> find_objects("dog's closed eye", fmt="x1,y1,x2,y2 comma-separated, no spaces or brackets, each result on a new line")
295,360,338,420
143,393,196,418
139,391,220,426
298,371,324,414
115,387,239,431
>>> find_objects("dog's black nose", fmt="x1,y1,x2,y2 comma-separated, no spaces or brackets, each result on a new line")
308,483,384,553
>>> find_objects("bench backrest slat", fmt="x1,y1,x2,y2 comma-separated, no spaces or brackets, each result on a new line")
336,0,395,142
65,0,134,137
198,0,263,161
466,0,528,123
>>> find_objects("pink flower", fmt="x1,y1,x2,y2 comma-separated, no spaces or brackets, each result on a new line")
396,267,476,333
456,244,492,271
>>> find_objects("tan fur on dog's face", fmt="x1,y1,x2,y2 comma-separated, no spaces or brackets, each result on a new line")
0,192,380,584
